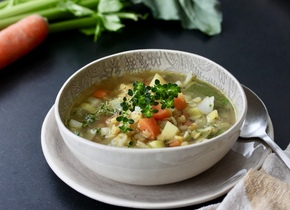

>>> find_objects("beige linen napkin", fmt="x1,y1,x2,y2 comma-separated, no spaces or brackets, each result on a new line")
197,144,290,210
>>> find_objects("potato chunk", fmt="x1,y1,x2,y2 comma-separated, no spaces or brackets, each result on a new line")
149,73,167,86
159,121,180,140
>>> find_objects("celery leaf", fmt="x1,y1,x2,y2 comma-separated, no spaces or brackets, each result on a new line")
60,1,95,17
131,0,222,35
98,0,123,13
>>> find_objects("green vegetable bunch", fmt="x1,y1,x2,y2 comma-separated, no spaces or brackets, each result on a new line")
0,0,222,41
0,0,144,41
116,80,180,132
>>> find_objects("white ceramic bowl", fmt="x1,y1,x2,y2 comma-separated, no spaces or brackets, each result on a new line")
54,49,247,185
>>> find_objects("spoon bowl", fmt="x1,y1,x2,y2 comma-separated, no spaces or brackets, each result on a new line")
240,85,290,169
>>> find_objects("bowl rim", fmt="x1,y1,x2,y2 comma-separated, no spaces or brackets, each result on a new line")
54,49,247,154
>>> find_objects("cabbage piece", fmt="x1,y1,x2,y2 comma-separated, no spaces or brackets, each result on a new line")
197,96,214,114
68,119,82,128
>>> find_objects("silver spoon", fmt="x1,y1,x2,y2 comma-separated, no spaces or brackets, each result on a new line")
240,85,290,169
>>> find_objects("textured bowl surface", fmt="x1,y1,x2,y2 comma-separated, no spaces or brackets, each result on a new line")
54,49,247,185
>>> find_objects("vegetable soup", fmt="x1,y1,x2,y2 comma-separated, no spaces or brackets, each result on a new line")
66,71,236,148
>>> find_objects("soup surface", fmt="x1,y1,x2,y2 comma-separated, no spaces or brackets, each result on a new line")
66,71,235,148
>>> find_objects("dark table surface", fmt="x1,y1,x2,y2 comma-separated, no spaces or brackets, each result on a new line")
1,0,289,209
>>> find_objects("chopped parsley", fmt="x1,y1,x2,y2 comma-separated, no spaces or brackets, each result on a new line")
116,79,180,132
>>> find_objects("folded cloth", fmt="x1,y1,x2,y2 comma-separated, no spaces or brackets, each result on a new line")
197,144,290,210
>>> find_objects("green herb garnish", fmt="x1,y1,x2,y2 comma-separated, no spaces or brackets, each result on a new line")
116,115,134,133
82,113,96,127
98,101,115,116
116,79,180,132
82,101,114,127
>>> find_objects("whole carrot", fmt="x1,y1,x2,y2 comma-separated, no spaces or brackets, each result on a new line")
0,14,48,70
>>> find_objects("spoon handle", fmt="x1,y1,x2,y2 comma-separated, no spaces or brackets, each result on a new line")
261,133,290,170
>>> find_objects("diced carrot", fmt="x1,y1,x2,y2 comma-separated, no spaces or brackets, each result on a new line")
0,15,48,70
138,117,160,140
169,140,182,147
152,103,171,120
93,89,108,99
174,93,187,110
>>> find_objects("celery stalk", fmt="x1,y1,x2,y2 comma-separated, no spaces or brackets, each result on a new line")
0,8,72,30
48,16,99,33
0,1,8,9
0,0,60,19
0,0,100,30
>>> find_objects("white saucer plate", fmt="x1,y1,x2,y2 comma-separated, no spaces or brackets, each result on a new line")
41,106,273,209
